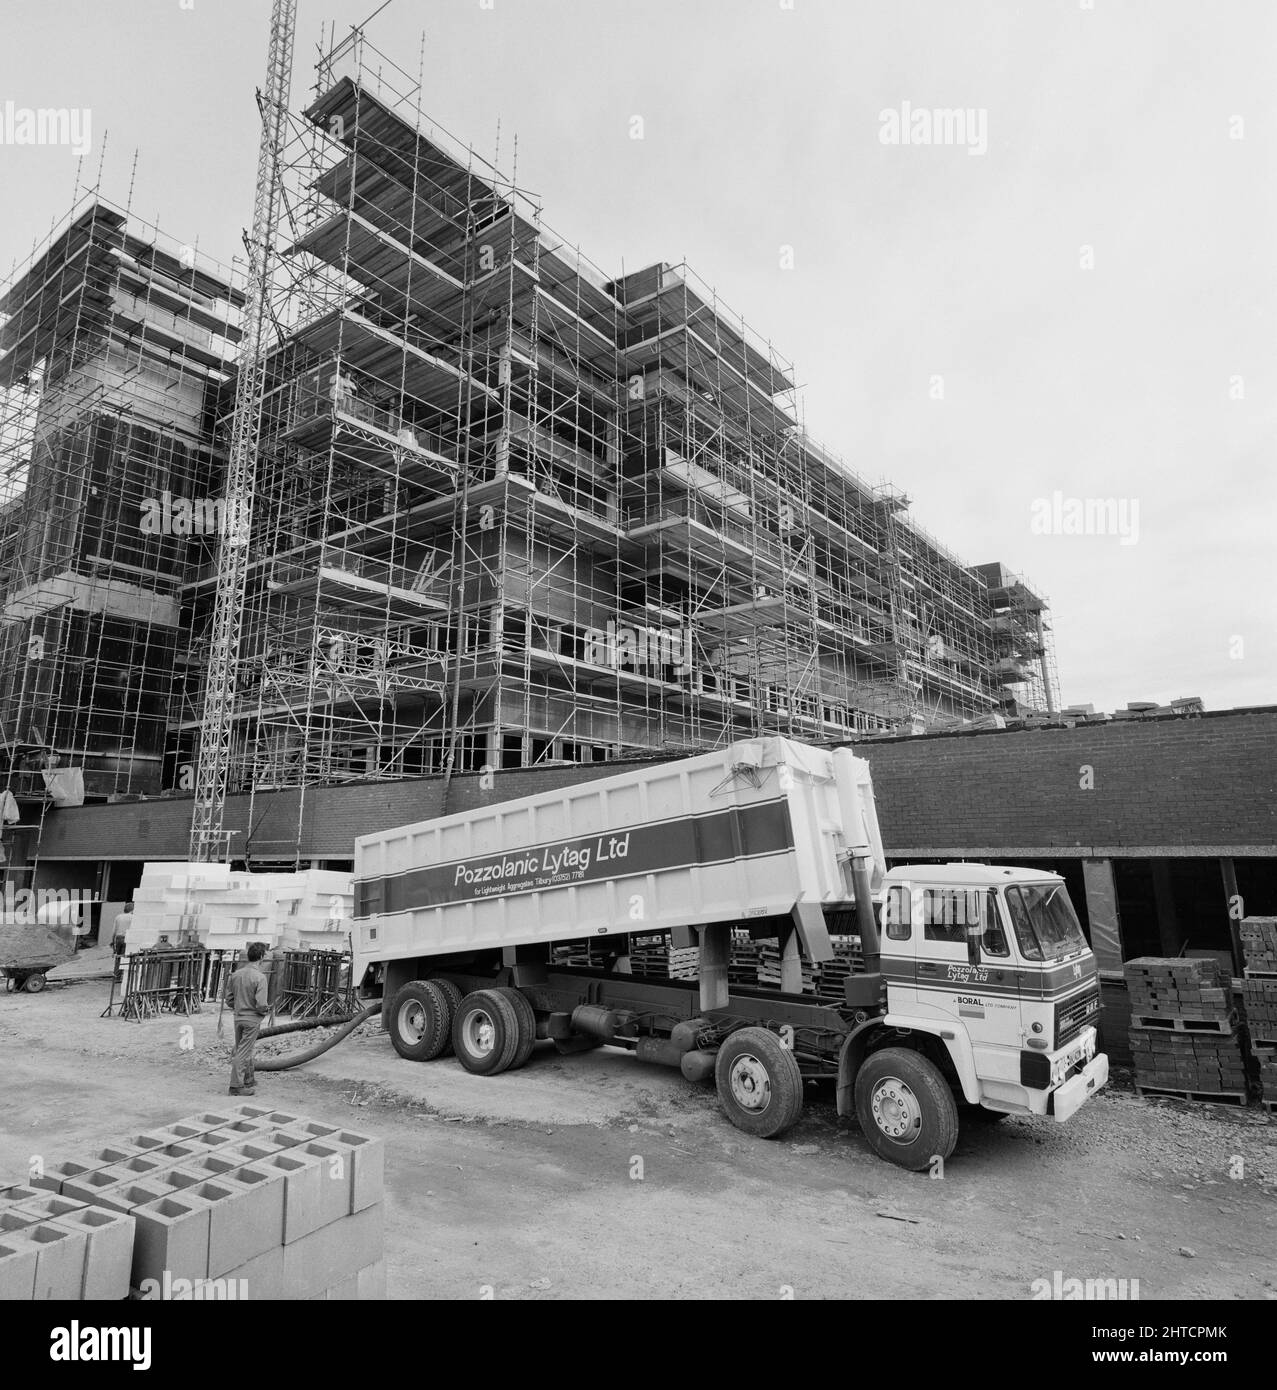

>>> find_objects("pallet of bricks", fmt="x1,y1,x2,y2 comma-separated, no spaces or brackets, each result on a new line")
1240,917,1277,1113
0,1106,384,1300
1123,957,1247,1104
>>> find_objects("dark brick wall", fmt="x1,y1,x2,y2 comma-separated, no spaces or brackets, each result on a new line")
36,707,1277,862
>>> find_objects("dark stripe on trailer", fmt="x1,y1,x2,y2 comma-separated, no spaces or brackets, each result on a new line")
357,798,795,916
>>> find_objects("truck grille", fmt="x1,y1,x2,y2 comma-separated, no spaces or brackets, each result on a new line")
1056,986,1100,1049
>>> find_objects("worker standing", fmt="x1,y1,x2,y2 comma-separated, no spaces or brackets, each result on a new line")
224,942,271,1097
111,902,135,957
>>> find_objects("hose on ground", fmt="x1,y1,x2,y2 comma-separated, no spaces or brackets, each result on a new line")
252,1003,381,1071
259,1012,363,1040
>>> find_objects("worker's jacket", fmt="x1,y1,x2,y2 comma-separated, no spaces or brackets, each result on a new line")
225,963,270,1022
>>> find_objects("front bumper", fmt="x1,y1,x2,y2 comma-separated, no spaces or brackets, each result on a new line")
1052,1052,1109,1123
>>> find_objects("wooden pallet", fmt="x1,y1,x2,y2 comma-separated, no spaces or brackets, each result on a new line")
1135,1084,1248,1106
1261,1098,1277,1114
1244,969,1277,980
1130,1011,1237,1034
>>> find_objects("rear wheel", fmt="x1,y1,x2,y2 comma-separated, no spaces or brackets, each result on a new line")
452,989,521,1076
854,1047,958,1171
23,972,46,994
388,980,452,1062
429,978,463,1056
494,987,537,1070
713,1027,804,1139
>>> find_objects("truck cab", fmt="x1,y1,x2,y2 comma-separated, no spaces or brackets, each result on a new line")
877,864,1107,1122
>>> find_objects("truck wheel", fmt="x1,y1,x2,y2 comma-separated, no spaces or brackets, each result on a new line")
854,1047,958,1171
494,987,537,1070
714,1027,804,1139
453,990,522,1076
388,981,452,1062
23,972,47,994
429,978,463,1056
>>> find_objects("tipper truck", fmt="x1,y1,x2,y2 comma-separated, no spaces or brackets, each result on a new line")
352,737,1107,1169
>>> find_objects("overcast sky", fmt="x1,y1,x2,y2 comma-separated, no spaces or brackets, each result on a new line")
1,0,1273,713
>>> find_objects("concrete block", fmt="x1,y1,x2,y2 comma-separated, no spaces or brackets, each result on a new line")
227,1243,284,1301
228,1139,290,1165
176,1110,237,1131
232,1105,304,1126
90,1142,150,1163
331,1130,385,1212
83,1179,171,1217
281,1203,384,1301
166,1151,242,1183
356,1259,387,1300
258,1150,324,1244
16,1221,90,1300
10,1194,87,1224
102,1152,169,1181
201,1119,275,1147
291,1142,350,1230
197,1170,284,1279
63,1166,134,1206
131,1193,212,1285
275,1120,340,1143
0,1210,37,1238
0,1184,43,1206
29,1158,97,1194
144,1142,202,1169
325,1270,359,1300
0,1236,38,1300
50,1208,135,1301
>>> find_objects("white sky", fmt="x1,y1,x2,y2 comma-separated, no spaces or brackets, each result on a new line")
1,0,1273,713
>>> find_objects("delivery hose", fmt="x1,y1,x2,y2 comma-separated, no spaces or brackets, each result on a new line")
259,1012,363,1039
252,1003,380,1071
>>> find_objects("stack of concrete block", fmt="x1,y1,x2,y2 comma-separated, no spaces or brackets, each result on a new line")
274,869,355,952
0,1185,135,1300
1241,917,1277,1111
0,1107,384,1300
1124,957,1247,1103
125,864,354,960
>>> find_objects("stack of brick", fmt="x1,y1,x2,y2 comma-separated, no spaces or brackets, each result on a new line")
1241,917,1277,1111
814,937,864,998
1124,957,1247,1103
1240,917,1277,975
627,933,699,980
0,1107,385,1300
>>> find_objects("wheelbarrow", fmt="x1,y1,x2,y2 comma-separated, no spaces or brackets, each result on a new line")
0,922,76,994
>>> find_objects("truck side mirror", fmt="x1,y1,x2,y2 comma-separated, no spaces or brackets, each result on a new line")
966,923,981,967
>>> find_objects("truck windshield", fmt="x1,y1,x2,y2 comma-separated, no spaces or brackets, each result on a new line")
1005,883,1088,963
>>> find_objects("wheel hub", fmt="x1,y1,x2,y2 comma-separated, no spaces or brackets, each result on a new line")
729,1054,772,1113
465,1010,496,1056
400,1000,427,1045
870,1077,922,1140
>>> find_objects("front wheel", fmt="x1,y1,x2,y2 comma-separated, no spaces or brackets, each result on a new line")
22,972,47,994
854,1047,959,1171
713,1027,804,1139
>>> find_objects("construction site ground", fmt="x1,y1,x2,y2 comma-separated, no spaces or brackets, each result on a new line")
3,978,1275,1301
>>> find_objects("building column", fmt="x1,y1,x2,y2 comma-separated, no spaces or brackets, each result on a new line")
1219,857,1244,977
1082,858,1123,971
1150,860,1184,955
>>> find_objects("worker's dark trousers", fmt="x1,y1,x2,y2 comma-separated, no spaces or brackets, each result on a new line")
230,1018,261,1090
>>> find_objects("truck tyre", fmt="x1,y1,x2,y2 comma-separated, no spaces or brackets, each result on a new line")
429,978,463,1056
388,981,452,1062
854,1047,959,1171
714,1027,804,1139
494,987,536,1069
453,989,522,1076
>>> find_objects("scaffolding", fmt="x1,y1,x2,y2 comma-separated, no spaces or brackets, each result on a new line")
0,194,242,886
0,29,1060,873
970,561,1060,716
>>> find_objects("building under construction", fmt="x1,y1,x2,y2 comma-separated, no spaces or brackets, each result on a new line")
0,35,1057,865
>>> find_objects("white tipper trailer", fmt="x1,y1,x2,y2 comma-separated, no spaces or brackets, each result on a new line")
353,737,1108,1169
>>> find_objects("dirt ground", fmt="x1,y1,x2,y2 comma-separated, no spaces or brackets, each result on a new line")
2,977,1275,1300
